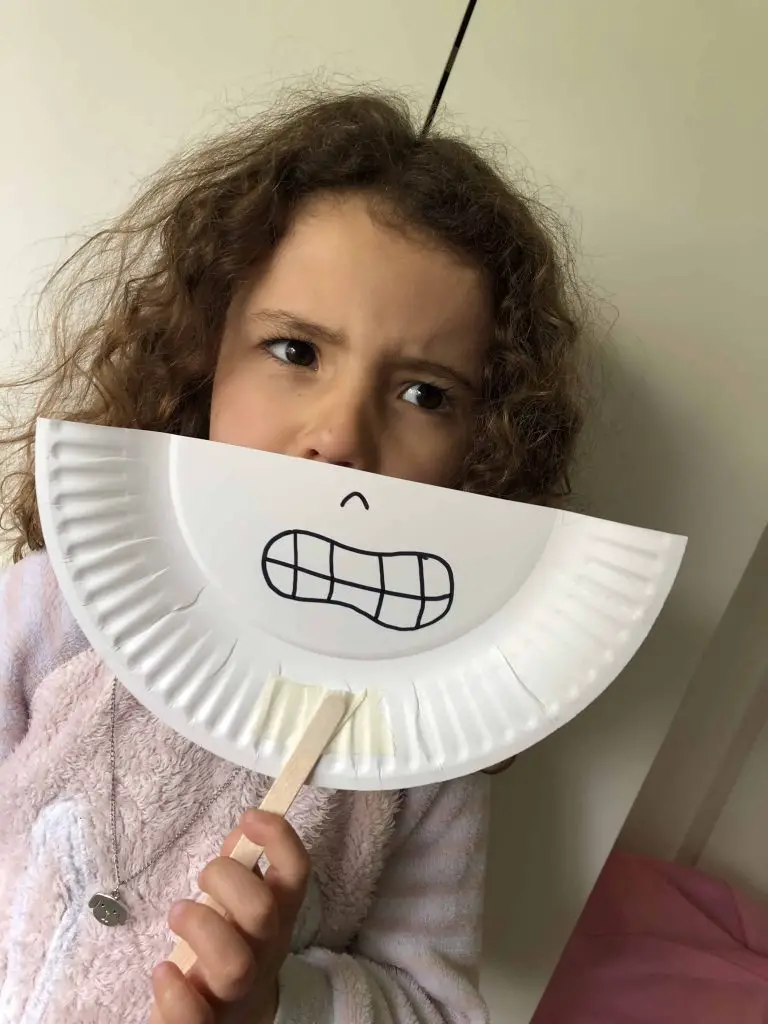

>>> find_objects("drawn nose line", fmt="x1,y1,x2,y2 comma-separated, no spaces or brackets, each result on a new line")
340,491,370,510
261,530,454,631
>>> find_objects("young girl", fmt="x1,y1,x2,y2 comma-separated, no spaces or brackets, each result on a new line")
0,91,584,1023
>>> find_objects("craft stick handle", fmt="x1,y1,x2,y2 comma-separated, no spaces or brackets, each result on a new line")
168,691,349,975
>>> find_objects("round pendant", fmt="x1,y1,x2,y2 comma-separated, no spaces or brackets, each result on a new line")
89,891,128,926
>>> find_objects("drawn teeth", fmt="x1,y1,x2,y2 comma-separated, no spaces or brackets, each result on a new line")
333,582,380,618
262,530,453,632
382,554,420,596
334,545,380,590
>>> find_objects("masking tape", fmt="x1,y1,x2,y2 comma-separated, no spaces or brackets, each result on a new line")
249,676,394,757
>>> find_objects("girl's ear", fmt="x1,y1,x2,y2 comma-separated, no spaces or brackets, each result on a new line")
481,756,517,776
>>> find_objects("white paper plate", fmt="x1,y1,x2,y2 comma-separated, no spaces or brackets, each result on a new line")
36,418,686,790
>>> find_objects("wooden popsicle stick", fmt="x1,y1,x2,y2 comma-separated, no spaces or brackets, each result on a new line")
168,690,350,975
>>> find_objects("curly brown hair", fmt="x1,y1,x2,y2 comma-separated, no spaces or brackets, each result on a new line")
1,89,586,563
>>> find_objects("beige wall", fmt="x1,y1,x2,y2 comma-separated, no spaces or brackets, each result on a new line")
442,0,768,1019
0,0,465,375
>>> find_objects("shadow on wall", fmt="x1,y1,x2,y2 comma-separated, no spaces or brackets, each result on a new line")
574,326,692,534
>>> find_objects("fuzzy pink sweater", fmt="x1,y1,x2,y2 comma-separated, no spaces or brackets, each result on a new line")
0,553,490,1023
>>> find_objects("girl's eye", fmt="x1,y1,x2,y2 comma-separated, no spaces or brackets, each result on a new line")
401,382,449,411
265,338,317,368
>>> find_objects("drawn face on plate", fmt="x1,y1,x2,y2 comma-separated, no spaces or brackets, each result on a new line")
261,489,455,633
173,441,554,661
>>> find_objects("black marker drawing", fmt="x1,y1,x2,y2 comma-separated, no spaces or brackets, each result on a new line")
262,529,454,631
340,491,370,510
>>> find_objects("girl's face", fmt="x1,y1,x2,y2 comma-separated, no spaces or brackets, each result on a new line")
210,193,492,487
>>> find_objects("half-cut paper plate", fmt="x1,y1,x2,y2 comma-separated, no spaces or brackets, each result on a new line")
36,418,686,790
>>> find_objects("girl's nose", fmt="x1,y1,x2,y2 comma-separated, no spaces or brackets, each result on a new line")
295,384,378,472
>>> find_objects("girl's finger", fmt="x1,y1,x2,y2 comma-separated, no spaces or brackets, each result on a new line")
169,898,256,1003
151,960,214,1024
236,810,310,901
197,856,279,940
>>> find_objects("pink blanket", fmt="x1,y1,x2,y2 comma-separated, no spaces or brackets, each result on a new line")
534,851,768,1023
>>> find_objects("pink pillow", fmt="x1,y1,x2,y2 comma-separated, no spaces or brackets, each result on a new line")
533,851,768,1023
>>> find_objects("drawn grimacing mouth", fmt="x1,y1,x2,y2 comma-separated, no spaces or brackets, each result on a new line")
261,529,454,631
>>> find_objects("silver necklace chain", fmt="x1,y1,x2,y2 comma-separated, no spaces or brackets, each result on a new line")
90,677,243,926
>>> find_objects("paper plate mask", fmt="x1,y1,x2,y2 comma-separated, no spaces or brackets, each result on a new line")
36,418,686,789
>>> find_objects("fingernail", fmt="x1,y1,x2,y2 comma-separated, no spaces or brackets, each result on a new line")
153,961,170,980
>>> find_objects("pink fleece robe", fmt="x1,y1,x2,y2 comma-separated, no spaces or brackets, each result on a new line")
0,553,490,1023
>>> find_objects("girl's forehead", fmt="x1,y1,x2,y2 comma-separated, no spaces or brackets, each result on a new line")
238,193,492,345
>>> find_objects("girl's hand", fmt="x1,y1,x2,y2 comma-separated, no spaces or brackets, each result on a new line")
149,809,310,1024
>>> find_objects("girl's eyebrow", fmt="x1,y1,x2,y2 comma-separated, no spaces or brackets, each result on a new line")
249,308,345,345
394,356,477,394
250,307,477,393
